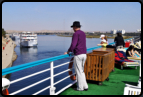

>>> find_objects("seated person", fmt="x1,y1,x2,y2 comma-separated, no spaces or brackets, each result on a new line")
97,39,107,47
100,34,108,44
126,45,141,58
130,43,141,54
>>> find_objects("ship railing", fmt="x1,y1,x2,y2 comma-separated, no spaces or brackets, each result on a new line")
134,37,140,43
2,38,134,95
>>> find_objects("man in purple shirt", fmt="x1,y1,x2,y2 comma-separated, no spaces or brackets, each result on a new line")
64,21,88,91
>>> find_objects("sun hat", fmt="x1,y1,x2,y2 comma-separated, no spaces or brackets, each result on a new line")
71,21,81,28
100,34,105,38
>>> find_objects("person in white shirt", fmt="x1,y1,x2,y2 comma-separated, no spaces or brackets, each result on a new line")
100,34,108,44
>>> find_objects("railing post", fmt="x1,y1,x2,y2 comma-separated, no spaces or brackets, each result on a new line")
138,60,141,88
139,60,141,78
50,61,56,95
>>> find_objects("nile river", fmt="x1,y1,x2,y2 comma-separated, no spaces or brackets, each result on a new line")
9,35,114,95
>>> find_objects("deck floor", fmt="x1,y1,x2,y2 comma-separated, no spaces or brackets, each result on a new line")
59,65,140,95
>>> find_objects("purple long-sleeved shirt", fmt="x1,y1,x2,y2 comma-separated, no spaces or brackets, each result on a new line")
68,30,87,55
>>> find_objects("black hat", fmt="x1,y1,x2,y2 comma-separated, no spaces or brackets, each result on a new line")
71,21,81,28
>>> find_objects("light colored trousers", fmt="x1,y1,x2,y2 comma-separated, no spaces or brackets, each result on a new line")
74,54,88,90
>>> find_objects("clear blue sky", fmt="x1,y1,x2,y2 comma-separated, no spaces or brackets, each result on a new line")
2,2,141,32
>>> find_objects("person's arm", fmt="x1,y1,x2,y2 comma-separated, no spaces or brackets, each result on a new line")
67,33,78,53
114,37,117,46
128,51,134,57
114,37,117,42
131,50,138,58
134,50,141,57
123,37,125,47
97,44,102,46
64,33,78,55
97,43,107,47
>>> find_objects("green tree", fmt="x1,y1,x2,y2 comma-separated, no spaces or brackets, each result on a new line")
2,28,6,37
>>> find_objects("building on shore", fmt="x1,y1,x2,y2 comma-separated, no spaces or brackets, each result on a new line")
117,30,125,34
111,29,125,34
111,29,117,34
136,29,141,32
87,32,95,34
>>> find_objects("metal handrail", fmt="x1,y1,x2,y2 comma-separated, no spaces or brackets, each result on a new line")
10,68,51,84
9,61,74,95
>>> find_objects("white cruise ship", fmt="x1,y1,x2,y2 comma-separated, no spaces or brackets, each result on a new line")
11,33,20,40
20,31,38,47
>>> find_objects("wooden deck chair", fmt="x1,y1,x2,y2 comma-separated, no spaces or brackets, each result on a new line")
124,84,141,95
115,51,139,70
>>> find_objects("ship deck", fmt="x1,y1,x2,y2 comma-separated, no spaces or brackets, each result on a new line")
59,65,140,95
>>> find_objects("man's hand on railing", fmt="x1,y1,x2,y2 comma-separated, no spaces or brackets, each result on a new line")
64,52,74,56
64,52,67,54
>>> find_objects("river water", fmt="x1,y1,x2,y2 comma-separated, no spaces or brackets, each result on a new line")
9,35,114,95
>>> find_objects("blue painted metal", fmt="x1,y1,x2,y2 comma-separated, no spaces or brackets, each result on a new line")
2,38,133,76
2,54,70,76
87,46,102,52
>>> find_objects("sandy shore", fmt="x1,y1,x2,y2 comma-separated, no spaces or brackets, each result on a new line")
2,36,17,79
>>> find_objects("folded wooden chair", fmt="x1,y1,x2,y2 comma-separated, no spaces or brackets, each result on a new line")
123,84,141,95
115,51,139,69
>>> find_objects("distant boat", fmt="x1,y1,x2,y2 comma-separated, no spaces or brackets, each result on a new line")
20,31,38,47
11,33,20,40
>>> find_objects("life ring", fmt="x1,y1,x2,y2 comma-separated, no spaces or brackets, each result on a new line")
68,57,76,81
2,89,9,95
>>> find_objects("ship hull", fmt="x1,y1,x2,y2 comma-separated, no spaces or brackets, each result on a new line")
20,40,37,47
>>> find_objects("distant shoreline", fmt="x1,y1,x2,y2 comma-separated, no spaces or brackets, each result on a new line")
57,35,133,39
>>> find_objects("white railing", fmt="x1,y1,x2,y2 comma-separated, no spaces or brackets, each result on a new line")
124,86,141,95
9,60,76,95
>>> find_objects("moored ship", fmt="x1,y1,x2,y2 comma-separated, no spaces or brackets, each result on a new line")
20,31,38,47
11,33,20,41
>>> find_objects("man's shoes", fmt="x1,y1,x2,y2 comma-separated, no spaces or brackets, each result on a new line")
73,88,88,91
84,88,88,91
73,88,83,91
